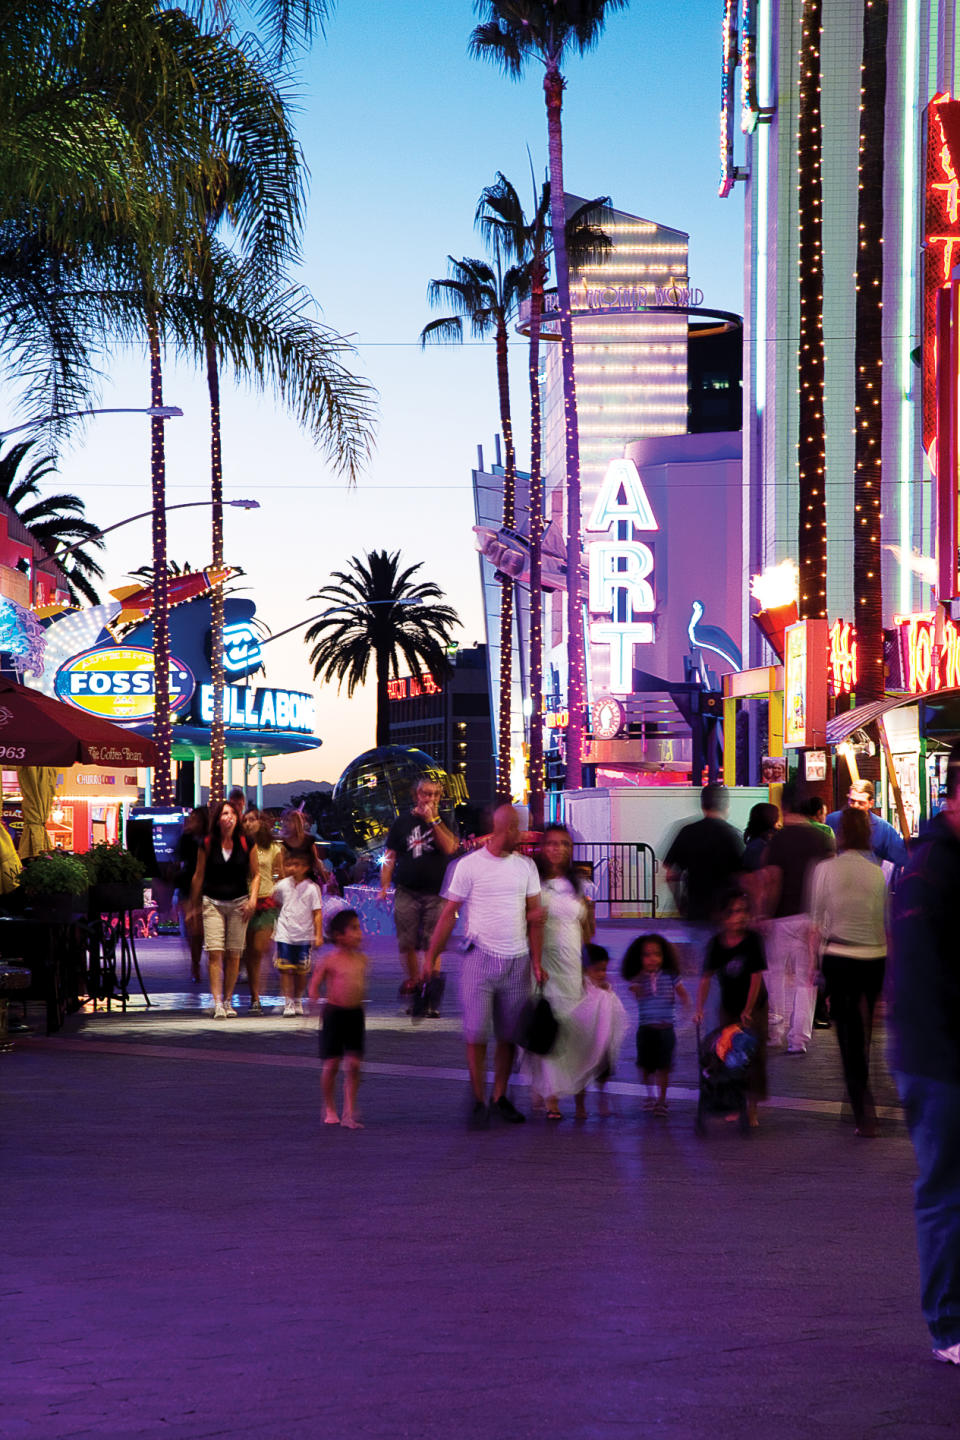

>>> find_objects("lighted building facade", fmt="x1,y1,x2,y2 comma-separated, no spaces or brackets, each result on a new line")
726,0,960,637
541,201,691,702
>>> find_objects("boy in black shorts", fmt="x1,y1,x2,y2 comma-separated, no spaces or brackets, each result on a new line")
308,909,368,1130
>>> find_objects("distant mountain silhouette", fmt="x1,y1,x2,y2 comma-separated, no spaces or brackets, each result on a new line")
201,779,332,807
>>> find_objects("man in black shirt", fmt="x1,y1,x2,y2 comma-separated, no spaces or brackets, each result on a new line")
380,779,459,996
664,784,744,926
893,746,960,1366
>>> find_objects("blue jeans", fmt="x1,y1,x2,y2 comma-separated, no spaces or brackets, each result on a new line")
897,1072,960,1347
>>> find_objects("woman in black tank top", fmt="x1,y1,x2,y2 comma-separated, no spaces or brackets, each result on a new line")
190,800,259,1018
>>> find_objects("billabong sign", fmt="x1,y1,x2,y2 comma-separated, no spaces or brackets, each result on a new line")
198,684,316,733
55,646,195,723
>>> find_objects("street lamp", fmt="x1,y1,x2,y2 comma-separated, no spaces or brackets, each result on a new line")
256,597,424,648
51,498,260,562
0,405,183,443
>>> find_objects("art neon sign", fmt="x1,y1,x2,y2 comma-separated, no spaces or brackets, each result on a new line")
586,458,657,694
895,613,960,694
922,94,960,461
828,618,858,696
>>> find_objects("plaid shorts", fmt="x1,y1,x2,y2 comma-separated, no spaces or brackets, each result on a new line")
460,943,532,1045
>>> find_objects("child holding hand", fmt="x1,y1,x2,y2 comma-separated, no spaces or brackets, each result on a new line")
308,909,369,1130
621,933,690,1116
272,852,323,1016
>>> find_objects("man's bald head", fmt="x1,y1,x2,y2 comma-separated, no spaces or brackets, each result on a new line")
491,803,521,852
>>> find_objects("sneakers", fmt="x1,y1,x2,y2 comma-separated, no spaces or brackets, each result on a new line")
492,1095,526,1125
213,1002,227,1019
294,999,304,1016
224,1005,237,1018
283,999,296,1017
786,1043,808,1055
933,1342,960,1365
469,1099,490,1130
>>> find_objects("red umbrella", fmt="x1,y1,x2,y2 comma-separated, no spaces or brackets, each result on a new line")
0,681,158,768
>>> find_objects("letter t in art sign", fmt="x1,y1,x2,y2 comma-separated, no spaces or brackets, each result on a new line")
586,459,658,694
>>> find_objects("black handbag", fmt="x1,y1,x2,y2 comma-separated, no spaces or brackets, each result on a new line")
514,988,559,1055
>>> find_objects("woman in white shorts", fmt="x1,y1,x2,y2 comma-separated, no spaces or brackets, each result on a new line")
190,800,260,1018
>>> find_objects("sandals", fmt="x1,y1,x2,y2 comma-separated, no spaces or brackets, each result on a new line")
546,1108,563,1121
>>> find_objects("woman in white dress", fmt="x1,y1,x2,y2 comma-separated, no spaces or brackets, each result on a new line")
529,826,596,1118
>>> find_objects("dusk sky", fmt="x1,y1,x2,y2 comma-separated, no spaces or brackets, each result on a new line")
17,1,745,785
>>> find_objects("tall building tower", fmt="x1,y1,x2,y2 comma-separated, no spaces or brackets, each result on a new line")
541,200,690,702
728,0,960,634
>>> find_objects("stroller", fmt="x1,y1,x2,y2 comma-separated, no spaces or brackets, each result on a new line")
694,1021,758,1135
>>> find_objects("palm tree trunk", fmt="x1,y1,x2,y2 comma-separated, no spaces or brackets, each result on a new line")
527,264,545,830
852,0,887,718
545,62,584,792
797,0,827,621
495,318,517,802
147,307,173,806
205,319,226,804
375,644,390,748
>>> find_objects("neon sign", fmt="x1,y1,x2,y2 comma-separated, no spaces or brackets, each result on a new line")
586,458,657,694
828,619,858,696
387,673,442,702
719,0,739,197
222,622,263,678
55,646,195,723
895,612,960,694
922,95,960,461
198,684,316,732
739,0,759,133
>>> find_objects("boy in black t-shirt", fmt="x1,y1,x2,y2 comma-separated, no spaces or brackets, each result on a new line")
696,889,769,1125
378,778,459,998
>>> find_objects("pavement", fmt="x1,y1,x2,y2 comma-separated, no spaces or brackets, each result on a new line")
2,922,957,1440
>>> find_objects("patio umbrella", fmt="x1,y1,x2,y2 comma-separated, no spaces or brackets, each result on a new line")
18,766,57,858
0,681,158,768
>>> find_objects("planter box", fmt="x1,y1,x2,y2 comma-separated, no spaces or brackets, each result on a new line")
89,882,145,915
25,892,88,925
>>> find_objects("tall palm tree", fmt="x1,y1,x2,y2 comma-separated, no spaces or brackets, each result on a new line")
305,550,461,749
471,0,629,792
0,440,105,605
421,250,528,800
477,172,611,827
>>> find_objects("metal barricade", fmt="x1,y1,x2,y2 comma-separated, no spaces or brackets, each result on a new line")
571,842,657,918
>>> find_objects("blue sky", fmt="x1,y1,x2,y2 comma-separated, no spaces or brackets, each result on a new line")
20,0,745,784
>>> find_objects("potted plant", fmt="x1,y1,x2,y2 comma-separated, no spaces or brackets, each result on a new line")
19,851,90,923
82,843,146,914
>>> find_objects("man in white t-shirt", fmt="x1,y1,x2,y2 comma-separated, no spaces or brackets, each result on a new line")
424,805,543,1127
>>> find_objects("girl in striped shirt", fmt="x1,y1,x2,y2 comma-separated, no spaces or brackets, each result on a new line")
622,933,690,1115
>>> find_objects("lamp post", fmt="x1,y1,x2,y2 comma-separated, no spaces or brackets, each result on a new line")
52,498,259,561
0,406,183,443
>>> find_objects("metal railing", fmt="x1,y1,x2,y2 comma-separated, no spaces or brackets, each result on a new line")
522,841,658,918
571,842,658,919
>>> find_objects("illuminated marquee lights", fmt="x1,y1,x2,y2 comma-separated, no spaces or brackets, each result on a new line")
895,613,960,694
828,619,858,696
586,459,658,693
719,0,740,197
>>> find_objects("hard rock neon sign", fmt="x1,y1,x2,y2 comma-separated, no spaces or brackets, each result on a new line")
586,458,657,694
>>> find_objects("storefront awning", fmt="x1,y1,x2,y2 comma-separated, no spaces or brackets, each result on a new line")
827,689,960,746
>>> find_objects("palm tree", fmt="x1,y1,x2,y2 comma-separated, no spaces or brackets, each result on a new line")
0,440,105,606
477,172,611,827
471,0,629,792
305,551,461,749
421,251,528,801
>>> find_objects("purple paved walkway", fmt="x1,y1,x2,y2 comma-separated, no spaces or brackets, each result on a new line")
2,935,956,1438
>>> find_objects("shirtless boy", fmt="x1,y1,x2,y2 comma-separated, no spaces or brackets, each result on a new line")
308,908,368,1129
